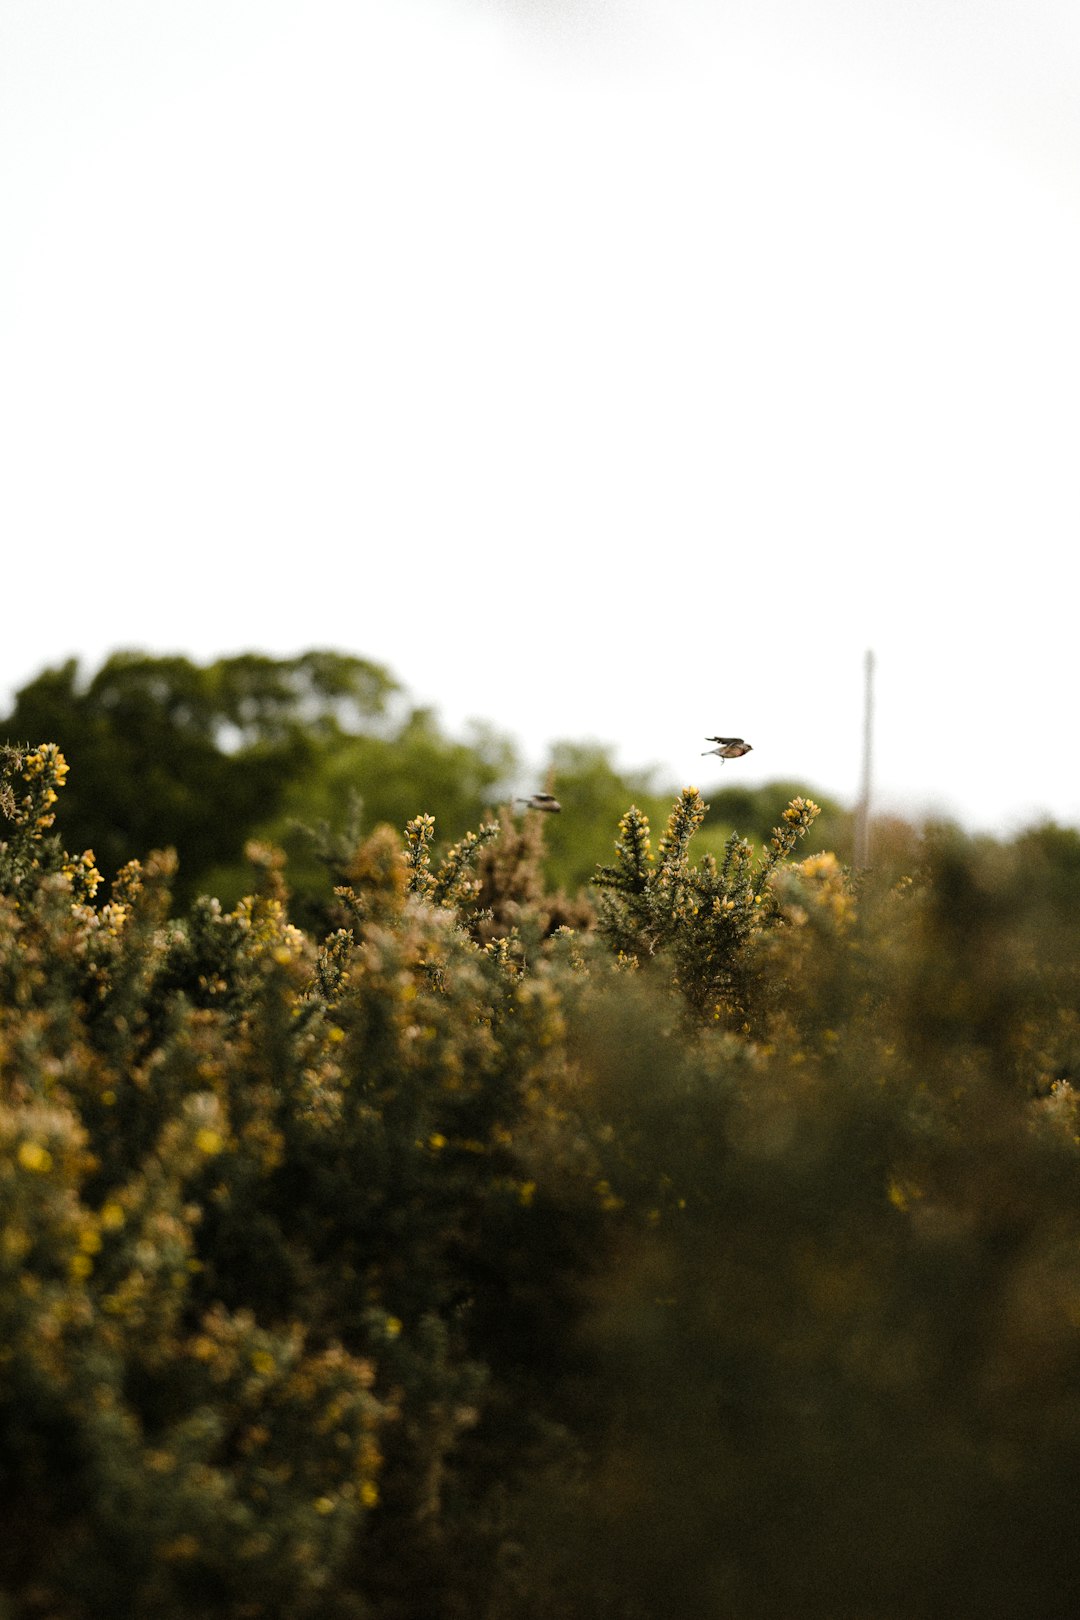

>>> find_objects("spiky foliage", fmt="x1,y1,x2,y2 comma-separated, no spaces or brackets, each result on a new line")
469,806,595,949
592,787,820,1023
0,748,601,1620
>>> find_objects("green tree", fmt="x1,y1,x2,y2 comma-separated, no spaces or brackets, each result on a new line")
0,651,401,903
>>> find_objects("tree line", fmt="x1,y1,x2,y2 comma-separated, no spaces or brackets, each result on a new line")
0,649,854,911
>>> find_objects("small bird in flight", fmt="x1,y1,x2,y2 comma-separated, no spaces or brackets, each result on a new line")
702,736,753,762
515,793,562,813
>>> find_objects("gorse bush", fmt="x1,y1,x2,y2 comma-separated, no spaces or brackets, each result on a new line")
3,741,1080,1619
592,786,821,1024
0,744,593,1619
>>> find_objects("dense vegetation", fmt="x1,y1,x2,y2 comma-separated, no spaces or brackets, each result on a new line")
0,651,854,908
3,663,1080,1618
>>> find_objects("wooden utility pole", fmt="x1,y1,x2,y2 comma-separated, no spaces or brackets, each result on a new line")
854,649,874,869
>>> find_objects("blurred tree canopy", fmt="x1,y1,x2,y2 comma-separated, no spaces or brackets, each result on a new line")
0,651,403,903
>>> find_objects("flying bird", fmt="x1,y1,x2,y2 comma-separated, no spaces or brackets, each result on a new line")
515,793,562,813
702,736,753,762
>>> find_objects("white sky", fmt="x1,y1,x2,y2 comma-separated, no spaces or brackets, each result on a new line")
2,0,1079,832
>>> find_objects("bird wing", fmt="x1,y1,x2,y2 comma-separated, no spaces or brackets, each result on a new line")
705,736,743,745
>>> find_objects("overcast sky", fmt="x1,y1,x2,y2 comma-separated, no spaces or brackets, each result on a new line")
3,0,1078,832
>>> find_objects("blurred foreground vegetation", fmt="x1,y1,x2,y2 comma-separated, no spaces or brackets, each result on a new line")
3,660,1080,1619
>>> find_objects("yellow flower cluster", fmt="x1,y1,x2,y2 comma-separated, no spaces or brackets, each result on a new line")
61,849,103,902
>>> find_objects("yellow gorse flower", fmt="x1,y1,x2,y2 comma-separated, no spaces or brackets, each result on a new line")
16,1140,53,1173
